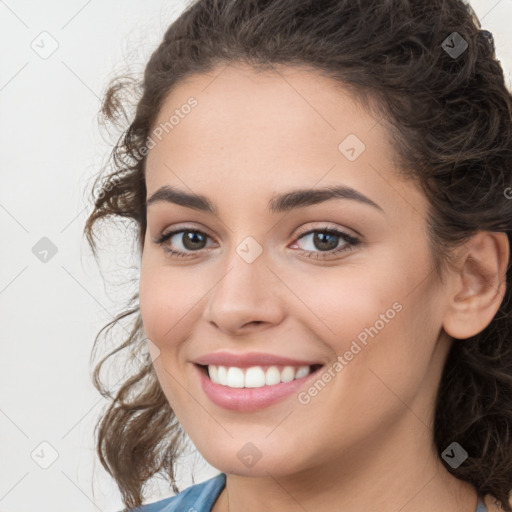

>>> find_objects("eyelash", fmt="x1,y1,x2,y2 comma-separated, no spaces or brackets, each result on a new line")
153,224,361,260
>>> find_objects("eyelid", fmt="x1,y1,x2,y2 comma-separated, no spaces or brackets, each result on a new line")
156,222,214,240
293,222,359,240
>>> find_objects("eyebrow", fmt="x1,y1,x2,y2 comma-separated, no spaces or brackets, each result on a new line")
146,184,383,214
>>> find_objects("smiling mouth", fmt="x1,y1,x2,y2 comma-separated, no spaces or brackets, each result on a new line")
197,363,324,389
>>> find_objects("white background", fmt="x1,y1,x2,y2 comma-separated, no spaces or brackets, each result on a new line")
1,1,511,511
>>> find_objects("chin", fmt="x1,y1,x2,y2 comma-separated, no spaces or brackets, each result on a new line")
200,446,305,478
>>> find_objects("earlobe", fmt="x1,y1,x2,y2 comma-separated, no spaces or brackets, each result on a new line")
442,231,510,340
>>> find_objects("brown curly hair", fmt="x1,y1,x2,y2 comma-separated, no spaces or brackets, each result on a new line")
84,0,512,509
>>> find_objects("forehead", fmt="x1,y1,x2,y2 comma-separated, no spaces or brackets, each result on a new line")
144,63,426,219
149,62,379,157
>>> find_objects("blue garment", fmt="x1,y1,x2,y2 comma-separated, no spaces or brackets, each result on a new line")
125,473,488,512
476,497,488,512
127,473,226,512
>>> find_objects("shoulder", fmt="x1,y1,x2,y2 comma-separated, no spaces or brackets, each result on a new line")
120,473,226,512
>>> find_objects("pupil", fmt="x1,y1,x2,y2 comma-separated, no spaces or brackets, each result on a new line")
314,232,338,251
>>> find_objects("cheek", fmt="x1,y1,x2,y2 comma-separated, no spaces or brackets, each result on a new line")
138,257,211,357
287,261,405,349
139,257,186,347
287,251,439,392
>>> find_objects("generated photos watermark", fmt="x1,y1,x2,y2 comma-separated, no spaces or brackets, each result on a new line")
298,301,403,405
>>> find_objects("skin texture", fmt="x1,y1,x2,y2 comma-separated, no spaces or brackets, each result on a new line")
139,63,509,512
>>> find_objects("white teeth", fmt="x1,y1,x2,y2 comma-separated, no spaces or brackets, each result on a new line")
209,365,218,383
226,367,245,388
280,366,295,383
207,364,312,388
295,366,310,379
218,365,227,384
245,366,266,388
265,366,281,386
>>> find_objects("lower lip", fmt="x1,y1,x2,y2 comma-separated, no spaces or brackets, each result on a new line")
195,364,322,412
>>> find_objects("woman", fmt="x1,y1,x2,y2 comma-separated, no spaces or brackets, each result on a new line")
84,0,512,511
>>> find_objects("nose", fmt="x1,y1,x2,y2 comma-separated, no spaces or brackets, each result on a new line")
203,248,286,336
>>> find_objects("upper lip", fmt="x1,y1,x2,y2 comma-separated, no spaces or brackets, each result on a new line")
194,351,322,368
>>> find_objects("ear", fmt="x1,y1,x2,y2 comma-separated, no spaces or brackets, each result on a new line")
442,231,510,340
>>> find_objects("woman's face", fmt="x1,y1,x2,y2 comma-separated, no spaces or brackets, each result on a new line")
139,63,454,479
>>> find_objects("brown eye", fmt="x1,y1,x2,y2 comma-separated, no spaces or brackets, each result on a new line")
154,228,214,258
293,227,361,260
